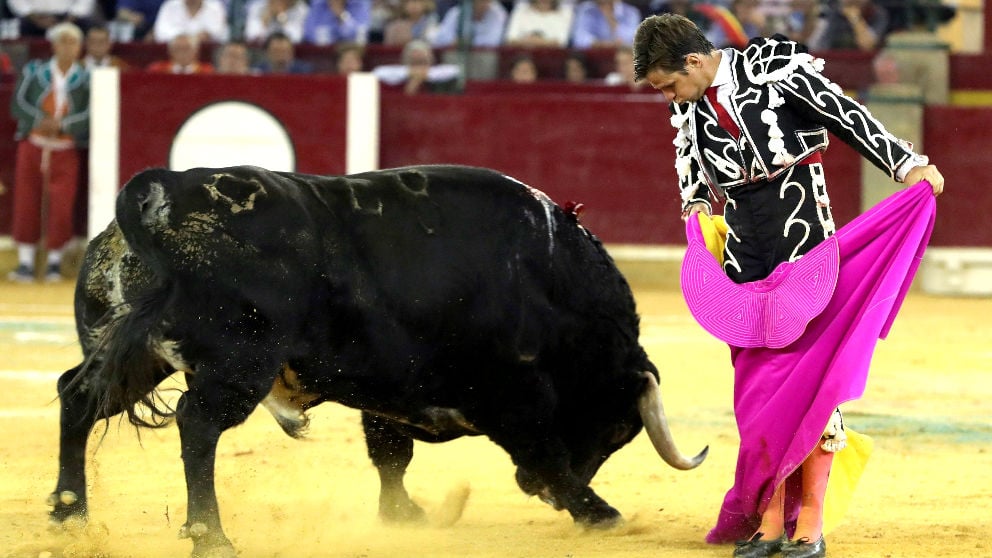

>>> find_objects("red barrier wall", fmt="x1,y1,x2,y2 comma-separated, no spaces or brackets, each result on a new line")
118,72,349,181
0,80,15,233
923,105,992,246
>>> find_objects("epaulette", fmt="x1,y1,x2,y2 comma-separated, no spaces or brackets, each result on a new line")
741,35,824,86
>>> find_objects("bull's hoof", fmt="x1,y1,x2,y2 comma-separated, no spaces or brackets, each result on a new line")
379,499,427,524
188,535,238,558
47,491,88,525
182,522,237,558
574,505,623,529
191,544,239,558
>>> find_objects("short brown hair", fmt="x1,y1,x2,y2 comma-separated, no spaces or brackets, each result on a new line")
633,14,714,81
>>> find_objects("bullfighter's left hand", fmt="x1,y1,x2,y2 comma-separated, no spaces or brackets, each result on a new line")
904,164,944,196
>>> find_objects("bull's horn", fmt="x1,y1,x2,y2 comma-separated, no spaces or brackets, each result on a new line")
638,371,708,470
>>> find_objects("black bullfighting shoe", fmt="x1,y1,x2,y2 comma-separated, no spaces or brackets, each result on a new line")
781,536,826,558
733,532,787,558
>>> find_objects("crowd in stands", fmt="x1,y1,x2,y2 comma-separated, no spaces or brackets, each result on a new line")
0,1,958,85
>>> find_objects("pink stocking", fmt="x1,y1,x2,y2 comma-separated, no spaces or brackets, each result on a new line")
795,446,834,540
756,481,785,538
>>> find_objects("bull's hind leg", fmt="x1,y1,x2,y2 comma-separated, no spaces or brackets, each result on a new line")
176,368,276,558
49,364,98,524
361,412,426,523
50,361,176,526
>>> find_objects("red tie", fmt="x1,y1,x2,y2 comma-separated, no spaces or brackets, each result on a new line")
705,87,740,139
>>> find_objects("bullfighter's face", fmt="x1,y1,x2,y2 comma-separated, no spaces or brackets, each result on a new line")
644,51,714,104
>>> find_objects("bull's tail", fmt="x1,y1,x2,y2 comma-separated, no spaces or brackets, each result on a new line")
66,280,177,429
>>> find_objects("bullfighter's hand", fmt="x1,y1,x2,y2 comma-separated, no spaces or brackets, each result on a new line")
904,164,944,196
681,201,711,222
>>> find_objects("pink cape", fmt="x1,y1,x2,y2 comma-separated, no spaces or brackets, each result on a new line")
682,183,936,544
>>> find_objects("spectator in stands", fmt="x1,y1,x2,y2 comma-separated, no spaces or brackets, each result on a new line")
372,39,458,94
647,0,719,44
563,50,589,82
82,25,129,69
153,0,229,43
702,0,766,49
508,53,538,82
570,0,641,50
367,0,397,43
115,0,166,41
244,0,309,43
604,44,644,90
759,0,818,44
216,40,256,73
0,47,12,74
146,32,215,72
253,30,313,72
7,0,101,38
8,22,89,283
504,0,573,48
335,41,365,73
432,0,507,48
302,0,372,45
382,0,438,46
807,0,888,52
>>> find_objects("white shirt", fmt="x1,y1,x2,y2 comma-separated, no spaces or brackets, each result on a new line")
8,0,95,17
153,0,230,43
243,0,309,43
504,1,573,47
707,50,742,132
372,64,460,86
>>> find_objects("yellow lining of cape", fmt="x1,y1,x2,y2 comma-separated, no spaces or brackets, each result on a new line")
696,213,728,265
823,429,874,534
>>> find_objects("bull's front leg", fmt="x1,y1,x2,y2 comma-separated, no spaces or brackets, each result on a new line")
50,365,98,525
484,393,621,527
512,451,621,527
361,412,426,523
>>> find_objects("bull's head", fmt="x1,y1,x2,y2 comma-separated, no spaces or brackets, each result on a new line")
517,368,707,514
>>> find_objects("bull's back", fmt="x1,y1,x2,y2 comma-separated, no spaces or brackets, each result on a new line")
320,165,638,349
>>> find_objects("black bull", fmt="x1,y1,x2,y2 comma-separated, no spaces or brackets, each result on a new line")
51,165,706,557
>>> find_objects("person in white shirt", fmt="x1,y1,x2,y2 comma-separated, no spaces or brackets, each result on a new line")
504,0,574,47
153,0,229,43
7,0,99,37
372,39,459,94
243,0,310,43
432,0,506,48
504,0,573,47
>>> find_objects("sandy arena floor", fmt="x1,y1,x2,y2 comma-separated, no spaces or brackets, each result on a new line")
0,278,989,558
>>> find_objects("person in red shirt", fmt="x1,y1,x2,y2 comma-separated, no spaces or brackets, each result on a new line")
146,33,215,73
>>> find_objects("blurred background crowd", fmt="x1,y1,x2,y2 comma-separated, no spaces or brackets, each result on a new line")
0,0,960,85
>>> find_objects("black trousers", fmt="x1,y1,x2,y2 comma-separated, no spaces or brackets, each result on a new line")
722,163,836,284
